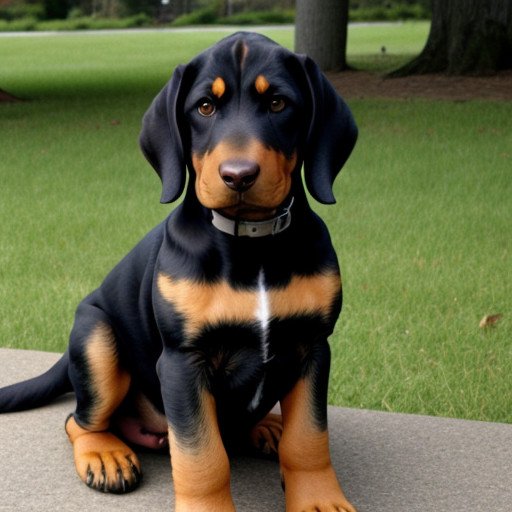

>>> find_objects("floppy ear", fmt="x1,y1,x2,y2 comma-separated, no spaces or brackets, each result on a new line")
299,56,358,205
139,64,188,204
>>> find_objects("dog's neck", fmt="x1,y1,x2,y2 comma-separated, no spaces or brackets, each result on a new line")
211,197,294,238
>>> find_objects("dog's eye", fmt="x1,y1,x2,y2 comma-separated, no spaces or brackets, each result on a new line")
269,96,286,113
198,99,216,117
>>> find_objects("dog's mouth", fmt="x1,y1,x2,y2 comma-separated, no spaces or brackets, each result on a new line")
217,201,278,221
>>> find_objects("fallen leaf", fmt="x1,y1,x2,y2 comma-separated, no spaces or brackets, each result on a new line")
479,314,503,328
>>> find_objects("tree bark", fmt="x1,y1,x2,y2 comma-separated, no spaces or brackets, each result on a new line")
295,0,350,72
170,0,192,18
0,89,22,102
391,0,512,76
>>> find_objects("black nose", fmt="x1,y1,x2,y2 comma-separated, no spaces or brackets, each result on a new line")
219,160,260,193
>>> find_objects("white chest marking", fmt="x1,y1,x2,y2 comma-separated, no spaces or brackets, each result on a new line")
255,269,271,362
249,269,271,412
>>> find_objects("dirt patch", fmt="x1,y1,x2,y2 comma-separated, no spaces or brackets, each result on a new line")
327,70,512,101
2,71,511,103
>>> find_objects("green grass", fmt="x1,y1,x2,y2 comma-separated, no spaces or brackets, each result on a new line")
348,20,429,71
326,101,511,423
1,23,511,423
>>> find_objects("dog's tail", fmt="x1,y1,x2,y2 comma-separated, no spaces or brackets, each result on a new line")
0,352,72,412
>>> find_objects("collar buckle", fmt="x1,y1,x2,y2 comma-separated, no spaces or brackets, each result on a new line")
271,198,293,235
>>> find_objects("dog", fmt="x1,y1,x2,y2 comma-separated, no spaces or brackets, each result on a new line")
0,32,358,512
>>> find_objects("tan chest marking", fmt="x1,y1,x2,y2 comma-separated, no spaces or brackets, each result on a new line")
157,272,341,340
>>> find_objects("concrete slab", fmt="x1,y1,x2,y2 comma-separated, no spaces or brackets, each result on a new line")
0,348,511,511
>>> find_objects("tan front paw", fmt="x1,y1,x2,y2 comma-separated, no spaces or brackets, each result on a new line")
282,465,356,512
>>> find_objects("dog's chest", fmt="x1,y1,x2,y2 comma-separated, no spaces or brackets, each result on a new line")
156,269,341,344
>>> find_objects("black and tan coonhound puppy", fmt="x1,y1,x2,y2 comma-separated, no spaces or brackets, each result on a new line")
0,32,358,511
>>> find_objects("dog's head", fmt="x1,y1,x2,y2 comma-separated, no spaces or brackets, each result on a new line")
140,32,357,219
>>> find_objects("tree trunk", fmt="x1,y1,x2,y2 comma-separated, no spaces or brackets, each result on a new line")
170,0,192,18
295,0,350,72
392,0,512,76
0,89,22,102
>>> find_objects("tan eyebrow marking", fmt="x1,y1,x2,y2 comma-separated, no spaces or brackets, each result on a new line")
212,77,226,98
255,75,270,95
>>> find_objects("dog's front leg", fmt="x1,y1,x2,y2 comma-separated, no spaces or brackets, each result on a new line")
157,348,235,512
279,340,357,512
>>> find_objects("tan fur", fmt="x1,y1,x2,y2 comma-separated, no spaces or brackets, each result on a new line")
158,273,258,338
157,271,340,340
255,74,270,94
279,379,357,512
133,392,168,433
65,415,141,492
169,391,235,511
270,272,341,319
211,77,226,99
192,139,297,218
84,323,131,430
64,326,138,492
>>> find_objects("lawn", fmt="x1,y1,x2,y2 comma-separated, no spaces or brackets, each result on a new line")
0,23,510,423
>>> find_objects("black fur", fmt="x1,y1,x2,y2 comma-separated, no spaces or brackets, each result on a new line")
140,32,357,205
0,31,357,494
0,352,71,411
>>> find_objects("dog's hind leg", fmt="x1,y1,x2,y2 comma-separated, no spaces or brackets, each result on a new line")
249,412,282,458
65,305,141,493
